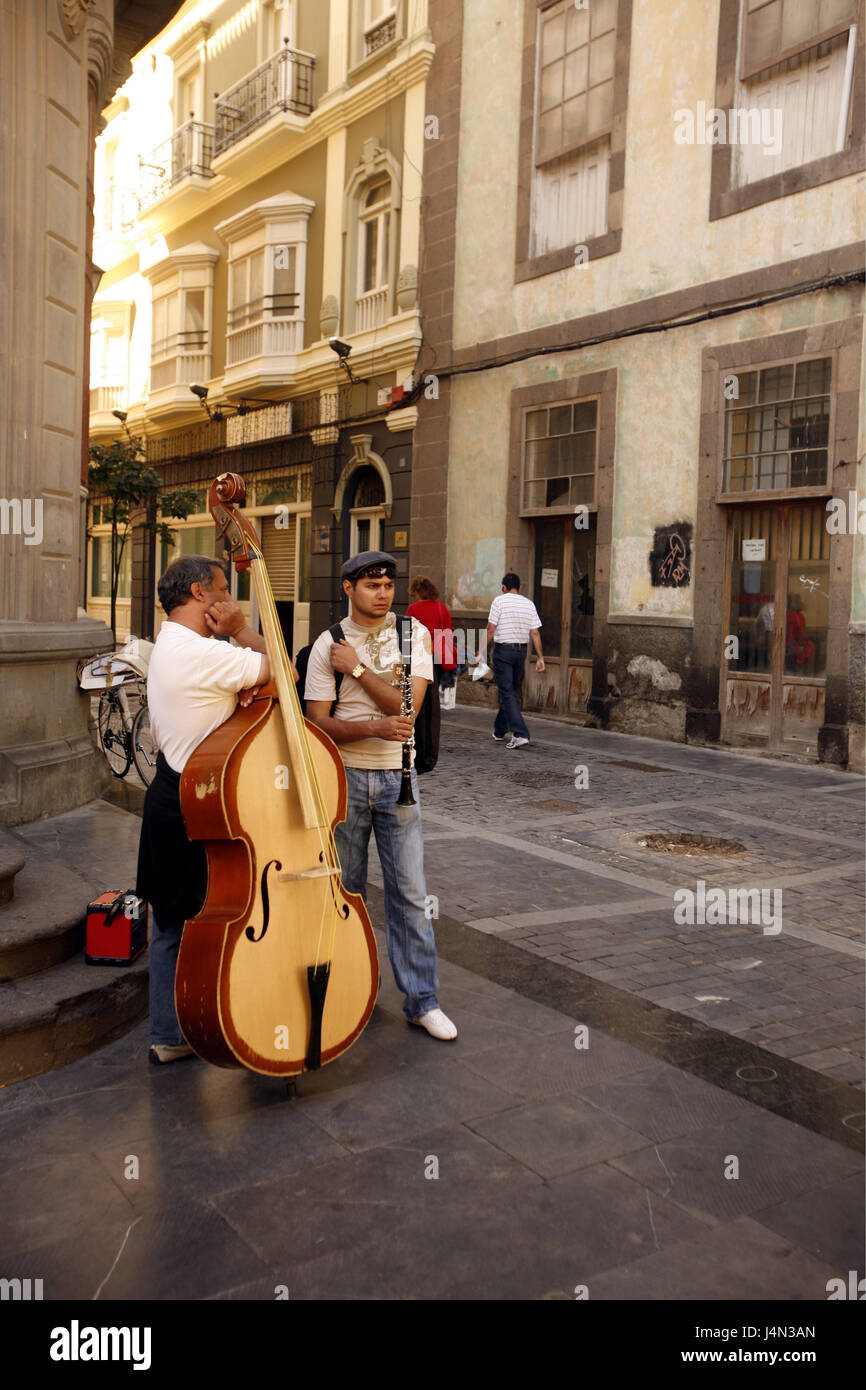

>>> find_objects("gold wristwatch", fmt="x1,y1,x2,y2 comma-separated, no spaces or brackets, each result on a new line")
351,662,366,679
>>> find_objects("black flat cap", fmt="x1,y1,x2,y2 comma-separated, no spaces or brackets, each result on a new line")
341,550,397,581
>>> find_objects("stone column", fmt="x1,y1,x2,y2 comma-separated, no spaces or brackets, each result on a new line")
0,0,113,825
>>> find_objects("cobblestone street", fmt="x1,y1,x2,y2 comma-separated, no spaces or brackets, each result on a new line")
402,709,866,1088
1,715,862,1303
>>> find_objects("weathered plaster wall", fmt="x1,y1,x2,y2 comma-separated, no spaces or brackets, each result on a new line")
453,0,864,351
446,287,861,623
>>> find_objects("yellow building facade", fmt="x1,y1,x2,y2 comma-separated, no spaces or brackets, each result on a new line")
88,0,430,650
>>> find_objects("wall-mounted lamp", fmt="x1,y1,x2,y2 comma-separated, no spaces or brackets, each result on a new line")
329,337,365,385
111,408,135,441
189,383,226,422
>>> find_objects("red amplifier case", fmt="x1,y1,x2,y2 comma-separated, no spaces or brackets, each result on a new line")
85,891,148,965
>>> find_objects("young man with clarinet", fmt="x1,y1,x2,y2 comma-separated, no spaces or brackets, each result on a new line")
304,551,457,1040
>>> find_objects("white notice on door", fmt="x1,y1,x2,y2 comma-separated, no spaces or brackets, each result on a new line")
742,539,766,561
540,568,559,587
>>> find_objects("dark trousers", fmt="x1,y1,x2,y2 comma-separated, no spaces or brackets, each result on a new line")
492,644,530,741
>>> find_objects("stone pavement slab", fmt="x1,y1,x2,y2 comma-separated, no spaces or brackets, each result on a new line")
410,710,865,1086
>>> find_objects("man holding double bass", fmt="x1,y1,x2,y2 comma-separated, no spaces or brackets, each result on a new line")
305,551,457,1041
136,554,271,1065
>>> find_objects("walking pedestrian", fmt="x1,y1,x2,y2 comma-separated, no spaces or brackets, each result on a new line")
477,573,544,748
304,551,457,1040
407,575,457,704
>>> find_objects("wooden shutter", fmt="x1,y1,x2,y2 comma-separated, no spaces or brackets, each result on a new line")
260,513,296,599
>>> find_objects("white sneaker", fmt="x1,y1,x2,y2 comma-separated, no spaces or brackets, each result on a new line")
410,1008,458,1040
149,1042,195,1065
492,733,507,741
506,736,529,749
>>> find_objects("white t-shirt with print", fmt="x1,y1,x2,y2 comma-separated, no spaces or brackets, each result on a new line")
147,621,264,773
304,612,433,770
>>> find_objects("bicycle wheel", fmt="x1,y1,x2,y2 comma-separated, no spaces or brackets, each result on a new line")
131,705,158,786
97,691,131,778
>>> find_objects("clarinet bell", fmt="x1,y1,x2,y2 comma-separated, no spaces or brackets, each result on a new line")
397,771,416,805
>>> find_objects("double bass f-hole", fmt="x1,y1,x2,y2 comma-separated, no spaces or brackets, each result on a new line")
245,859,282,943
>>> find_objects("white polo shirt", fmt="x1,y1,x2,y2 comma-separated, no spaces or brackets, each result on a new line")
488,592,542,645
147,620,264,773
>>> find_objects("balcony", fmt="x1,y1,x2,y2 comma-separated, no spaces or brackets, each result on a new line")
214,43,315,160
147,330,211,417
89,380,130,437
222,292,304,395
139,120,215,210
355,286,389,333
366,14,397,56
99,183,138,239
90,383,127,413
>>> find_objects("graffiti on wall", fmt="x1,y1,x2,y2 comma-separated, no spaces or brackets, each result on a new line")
649,522,692,588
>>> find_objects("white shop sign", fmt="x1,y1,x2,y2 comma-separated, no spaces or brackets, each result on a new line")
742,539,766,561
540,568,559,587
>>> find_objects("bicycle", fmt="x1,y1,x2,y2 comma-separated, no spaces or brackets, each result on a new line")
79,638,158,786
96,682,156,783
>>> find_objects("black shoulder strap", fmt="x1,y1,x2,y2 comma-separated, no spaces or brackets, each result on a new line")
329,623,345,702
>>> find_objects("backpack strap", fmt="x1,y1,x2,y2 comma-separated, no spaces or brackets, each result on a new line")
328,623,345,710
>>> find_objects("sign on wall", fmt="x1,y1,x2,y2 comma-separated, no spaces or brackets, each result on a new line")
742,539,766,561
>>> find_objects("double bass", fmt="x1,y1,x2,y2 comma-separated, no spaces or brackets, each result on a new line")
175,471,379,1075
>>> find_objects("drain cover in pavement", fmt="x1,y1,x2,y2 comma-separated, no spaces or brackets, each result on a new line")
635,831,748,857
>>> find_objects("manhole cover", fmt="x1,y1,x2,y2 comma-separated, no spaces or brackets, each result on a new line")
635,832,748,858
736,1065,778,1083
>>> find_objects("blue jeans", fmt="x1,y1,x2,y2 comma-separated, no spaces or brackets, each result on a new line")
149,913,185,1046
334,766,439,1022
493,644,530,741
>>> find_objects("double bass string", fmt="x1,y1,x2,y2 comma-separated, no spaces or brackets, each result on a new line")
246,538,344,971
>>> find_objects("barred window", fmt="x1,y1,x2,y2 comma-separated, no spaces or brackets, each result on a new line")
523,398,598,511
723,357,831,493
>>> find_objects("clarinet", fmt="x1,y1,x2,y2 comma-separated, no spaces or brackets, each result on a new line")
396,618,416,806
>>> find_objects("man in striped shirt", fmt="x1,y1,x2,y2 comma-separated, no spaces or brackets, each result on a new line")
479,573,544,749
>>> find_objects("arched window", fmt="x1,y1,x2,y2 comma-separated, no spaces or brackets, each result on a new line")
349,465,386,554
344,142,401,335
356,179,391,331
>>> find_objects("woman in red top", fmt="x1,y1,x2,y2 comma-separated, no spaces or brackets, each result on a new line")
407,576,457,691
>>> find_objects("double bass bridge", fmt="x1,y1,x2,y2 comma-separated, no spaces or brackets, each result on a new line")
277,865,340,882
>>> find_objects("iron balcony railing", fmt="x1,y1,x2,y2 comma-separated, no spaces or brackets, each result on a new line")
139,119,215,209
214,41,315,157
100,181,138,235
365,13,397,55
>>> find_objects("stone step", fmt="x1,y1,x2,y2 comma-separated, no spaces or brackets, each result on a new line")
0,849,101,982
0,949,148,1086
0,828,27,906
